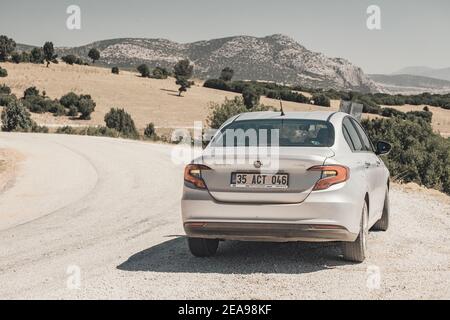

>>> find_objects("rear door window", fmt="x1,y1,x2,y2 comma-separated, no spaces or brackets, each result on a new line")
350,119,374,152
342,117,363,151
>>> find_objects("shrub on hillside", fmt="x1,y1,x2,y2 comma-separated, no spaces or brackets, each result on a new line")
380,107,405,118
62,55,77,65
0,84,11,95
77,96,96,120
152,67,169,79
219,67,234,82
30,48,44,64
1,101,33,132
111,67,119,74
104,108,138,138
362,116,450,194
144,122,157,140
11,52,21,64
312,93,331,107
0,67,7,77
0,93,17,107
23,86,40,98
207,96,275,129
21,95,47,113
137,64,150,77
242,86,261,109
59,92,96,119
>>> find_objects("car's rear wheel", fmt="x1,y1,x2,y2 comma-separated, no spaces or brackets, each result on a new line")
187,237,219,257
342,201,369,263
371,189,389,231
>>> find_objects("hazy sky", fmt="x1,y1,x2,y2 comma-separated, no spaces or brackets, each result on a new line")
1,0,449,74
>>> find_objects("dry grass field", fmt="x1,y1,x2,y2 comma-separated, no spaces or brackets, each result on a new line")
1,62,449,137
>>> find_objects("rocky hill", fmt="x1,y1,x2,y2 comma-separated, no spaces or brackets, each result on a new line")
49,34,377,92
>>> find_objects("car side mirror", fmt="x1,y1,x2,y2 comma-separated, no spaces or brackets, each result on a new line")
376,141,391,156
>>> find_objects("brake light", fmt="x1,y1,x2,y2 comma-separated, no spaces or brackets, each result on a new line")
184,164,211,189
308,165,349,191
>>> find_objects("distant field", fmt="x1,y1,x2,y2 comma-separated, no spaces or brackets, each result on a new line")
1,62,449,137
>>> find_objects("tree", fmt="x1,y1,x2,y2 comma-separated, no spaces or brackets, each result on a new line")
1,101,33,132
176,77,190,96
219,67,234,81
30,47,44,64
174,59,193,79
88,48,100,64
174,60,194,97
77,97,96,120
104,108,138,138
242,86,260,109
0,35,16,61
137,64,150,77
43,42,58,67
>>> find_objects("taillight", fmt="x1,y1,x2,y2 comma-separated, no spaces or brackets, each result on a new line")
184,164,211,189
308,165,349,191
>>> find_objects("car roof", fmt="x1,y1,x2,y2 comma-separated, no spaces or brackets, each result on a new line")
233,111,339,122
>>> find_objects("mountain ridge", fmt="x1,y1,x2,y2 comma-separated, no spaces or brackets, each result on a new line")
18,34,377,92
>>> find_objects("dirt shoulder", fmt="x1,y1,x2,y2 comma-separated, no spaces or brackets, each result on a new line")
0,148,24,192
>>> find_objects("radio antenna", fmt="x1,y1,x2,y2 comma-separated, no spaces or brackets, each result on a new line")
279,98,285,116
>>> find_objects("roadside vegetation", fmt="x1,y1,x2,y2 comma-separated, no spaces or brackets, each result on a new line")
362,115,450,195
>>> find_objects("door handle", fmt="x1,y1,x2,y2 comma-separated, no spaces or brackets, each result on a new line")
364,162,371,168
376,160,381,166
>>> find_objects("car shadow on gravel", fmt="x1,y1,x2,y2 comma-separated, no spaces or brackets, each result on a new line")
117,237,353,274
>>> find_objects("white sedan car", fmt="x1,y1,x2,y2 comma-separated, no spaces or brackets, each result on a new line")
181,111,391,262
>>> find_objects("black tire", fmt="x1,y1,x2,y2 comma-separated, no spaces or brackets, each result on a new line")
342,201,368,263
371,189,389,231
187,237,219,257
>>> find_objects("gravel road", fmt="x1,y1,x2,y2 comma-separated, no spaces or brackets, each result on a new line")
0,132,449,299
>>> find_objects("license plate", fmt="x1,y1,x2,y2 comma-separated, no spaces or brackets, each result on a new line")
231,173,289,189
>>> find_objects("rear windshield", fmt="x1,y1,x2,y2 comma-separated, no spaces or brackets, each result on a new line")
211,119,335,147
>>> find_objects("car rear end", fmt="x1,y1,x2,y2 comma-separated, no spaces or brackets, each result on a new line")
181,112,361,243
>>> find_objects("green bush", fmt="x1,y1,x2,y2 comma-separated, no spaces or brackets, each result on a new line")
22,95,47,113
1,100,33,131
137,64,150,77
219,67,234,82
152,67,169,79
207,96,275,129
111,67,119,74
67,105,78,117
0,67,7,77
77,97,96,120
104,108,138,138
380,107,405,118
242,86,261,109
362,116,450,194
47,100,66,116
60,92,96,119
144,122,157,139
60,92,79,108
0,93,17,107
312,93,331,107
0,84,11,95
31,123,49,133
30,48,44,64
56,126,77,135
11,52,21,64
61,55,78,65
23,86,40,98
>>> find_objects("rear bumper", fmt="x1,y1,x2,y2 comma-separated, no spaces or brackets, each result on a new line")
181,183,364,242
184,222,356,242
